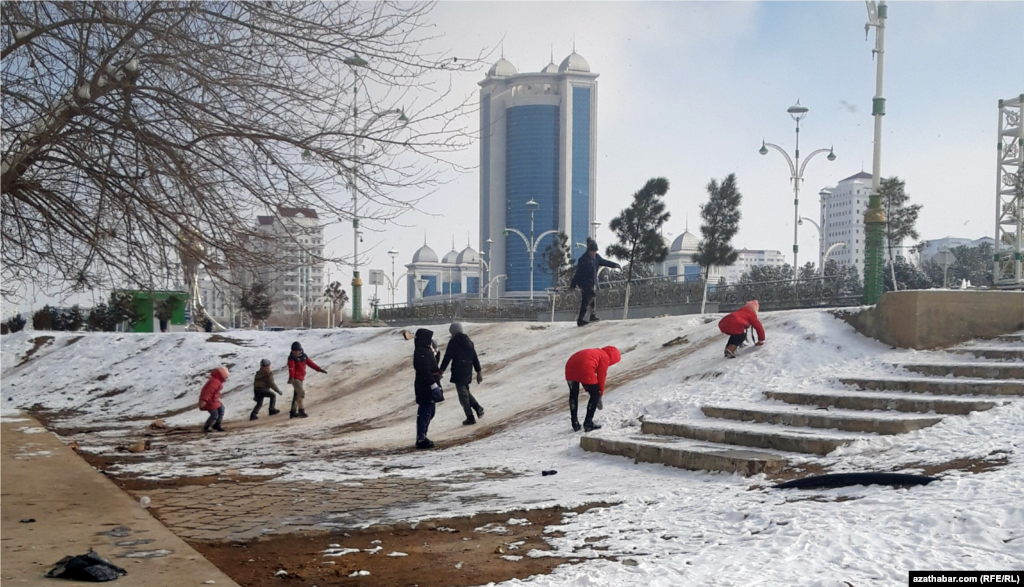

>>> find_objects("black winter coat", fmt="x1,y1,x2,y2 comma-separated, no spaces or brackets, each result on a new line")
570,253,620,289
413,328,441,405
439,333,482,385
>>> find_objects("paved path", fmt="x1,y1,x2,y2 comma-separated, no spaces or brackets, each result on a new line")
1,414,240,586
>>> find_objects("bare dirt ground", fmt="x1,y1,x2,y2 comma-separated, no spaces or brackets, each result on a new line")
191,504,615,587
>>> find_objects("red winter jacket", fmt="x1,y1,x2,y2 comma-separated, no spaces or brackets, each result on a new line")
198,368,227,411
719,304,765,342
287,353,322,381
565,346,622,395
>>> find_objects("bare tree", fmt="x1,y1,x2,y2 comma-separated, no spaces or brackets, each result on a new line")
323,281,348,326
239,282,272,328
1,1,485,301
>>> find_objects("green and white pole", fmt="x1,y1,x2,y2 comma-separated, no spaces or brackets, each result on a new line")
863,0,888,305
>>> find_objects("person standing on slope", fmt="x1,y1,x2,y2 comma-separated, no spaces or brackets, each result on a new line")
718,300,765,359
250,359,283,420
564,346,621,432
569,239,621,327
413,328,442,449
287,341,327,419
439,322,485,426
198,366,230,433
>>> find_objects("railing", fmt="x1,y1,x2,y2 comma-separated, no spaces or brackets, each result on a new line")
376,275,860,323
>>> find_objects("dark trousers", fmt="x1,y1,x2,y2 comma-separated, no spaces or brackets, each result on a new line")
416,402,436,442
251,389,277,416
204,406,224,430
726,333,747,348
577,285,597,322
455,383,482,420
567,381,601,426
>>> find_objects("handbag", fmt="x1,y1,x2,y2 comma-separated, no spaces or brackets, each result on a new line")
430,383,445,403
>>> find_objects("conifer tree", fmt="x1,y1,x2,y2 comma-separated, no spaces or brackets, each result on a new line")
692,174,742,312
606,178,671,319
880,177,922,291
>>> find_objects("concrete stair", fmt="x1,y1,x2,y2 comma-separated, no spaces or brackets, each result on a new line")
579,434,788,476
763,389,996,415
896,362,1024,380
841,376,1024,396
581,333,1021,477
701,404,941,435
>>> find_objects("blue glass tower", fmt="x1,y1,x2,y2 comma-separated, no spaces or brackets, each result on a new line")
479,51,599,296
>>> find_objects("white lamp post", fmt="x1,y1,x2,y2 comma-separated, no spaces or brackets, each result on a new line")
760,101,836,281
504,199,558,301
387,248,399,305
798,216,824,274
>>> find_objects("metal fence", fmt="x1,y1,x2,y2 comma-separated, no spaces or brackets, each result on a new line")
377,275,860,324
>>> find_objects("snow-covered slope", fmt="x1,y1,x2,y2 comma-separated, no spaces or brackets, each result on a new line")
3,311,1022,585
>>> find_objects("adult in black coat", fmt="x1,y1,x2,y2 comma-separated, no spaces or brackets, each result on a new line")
439,322,484,426
569,239,620,327
412,328,442,449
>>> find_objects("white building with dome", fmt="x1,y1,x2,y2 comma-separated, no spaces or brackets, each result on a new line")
404,241,482,303
479,50,599,297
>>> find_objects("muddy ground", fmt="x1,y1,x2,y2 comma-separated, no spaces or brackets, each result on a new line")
192,504,619,587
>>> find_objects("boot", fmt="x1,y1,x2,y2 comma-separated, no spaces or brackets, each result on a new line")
269,408,281,416
589,314,601,322
474,405,484,419
462,418,476,426
250,414,259,421
203,427,212,434
415,438,434,449
569,393,581,432
725,345,737,359
572,420,582,432
289,411,298,418
584,421,602,432
298,410,309,418
583,397,600,432
576,319,589,327
213,425,225,432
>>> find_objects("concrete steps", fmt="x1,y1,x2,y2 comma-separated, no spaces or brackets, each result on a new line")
579,434,789,476
701,404,942,435
640,419,866,456
841,376,1024,396
949,347,1024,361
897,362,1024,380
763,389,996,415
996,332,1024,343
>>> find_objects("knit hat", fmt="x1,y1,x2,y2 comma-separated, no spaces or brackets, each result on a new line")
587,239,599,252
260,359,271,367
291,341,302,352
449,322,464,335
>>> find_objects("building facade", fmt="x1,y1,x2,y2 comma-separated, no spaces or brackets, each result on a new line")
250,206,326,316
479,52,599,296
405,242,482,303
918,236,995,265
723,249,788,283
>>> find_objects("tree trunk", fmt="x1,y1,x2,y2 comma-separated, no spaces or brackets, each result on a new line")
700,267,710,314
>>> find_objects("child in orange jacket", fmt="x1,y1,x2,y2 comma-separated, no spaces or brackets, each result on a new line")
198,366,230,433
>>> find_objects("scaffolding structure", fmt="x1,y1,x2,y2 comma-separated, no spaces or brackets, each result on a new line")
994,95,1024,289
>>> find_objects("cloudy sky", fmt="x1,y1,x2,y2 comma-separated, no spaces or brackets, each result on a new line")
10,1,1023,313
330,0,1022,306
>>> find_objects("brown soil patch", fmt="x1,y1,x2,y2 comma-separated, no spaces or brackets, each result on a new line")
207,334,251,346
191,503,613,587
64,335,85,346
16,335,55,367
913,451,1010,477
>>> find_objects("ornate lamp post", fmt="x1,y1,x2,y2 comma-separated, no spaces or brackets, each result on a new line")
387,248,399,305
862,0,889,304
504,199,558,301
798,217,823,274
760,101,836,281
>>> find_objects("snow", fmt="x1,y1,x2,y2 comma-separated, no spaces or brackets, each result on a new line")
2,310,1022,585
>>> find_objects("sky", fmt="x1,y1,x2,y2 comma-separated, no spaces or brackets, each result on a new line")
6,1,1023,314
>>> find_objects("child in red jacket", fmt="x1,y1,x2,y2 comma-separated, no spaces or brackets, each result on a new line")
287,341,326,419
564,346,621,432
198,366,230,433
718,300,766,359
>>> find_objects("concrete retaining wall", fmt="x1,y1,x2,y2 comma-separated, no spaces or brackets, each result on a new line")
835,290,1024,350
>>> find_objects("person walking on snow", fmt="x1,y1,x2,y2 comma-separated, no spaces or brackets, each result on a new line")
718,300,765,359
564,346,621,432
439,322,485,426
570,239,621,327
287,342,326,419
198,366,229,433
413,328,442,449
250,359,283,420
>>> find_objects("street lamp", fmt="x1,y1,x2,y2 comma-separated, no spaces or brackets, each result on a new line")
798,217,823,273
480,238,494,299
760,101,836,280
387,248,399,305
345,53,408,322
862,0,889,304
504,199,559,301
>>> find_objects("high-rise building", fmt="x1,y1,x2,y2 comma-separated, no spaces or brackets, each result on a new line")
478,51,599,296
252,206,325,315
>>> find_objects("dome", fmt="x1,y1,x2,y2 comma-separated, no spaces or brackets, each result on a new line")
558,52,590,73
541,61,559,73
487,57,517,77
412,244,438,264
456,246,479,265
670,230,700,252
442,248,460,264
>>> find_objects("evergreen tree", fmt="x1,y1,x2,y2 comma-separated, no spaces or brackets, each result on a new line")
108,291,142,330
823,260,864,297
692,174,742,280
87,303,110,332
4,313,27,333
154,297,180,325
240,283,273,327
323,282,349,327
880,177,923,290
32,305,54,331
883,258,934,291
799,262,817,280
740,264,794,283
606,178,671,319
67,305,85,331
539,232,574,288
